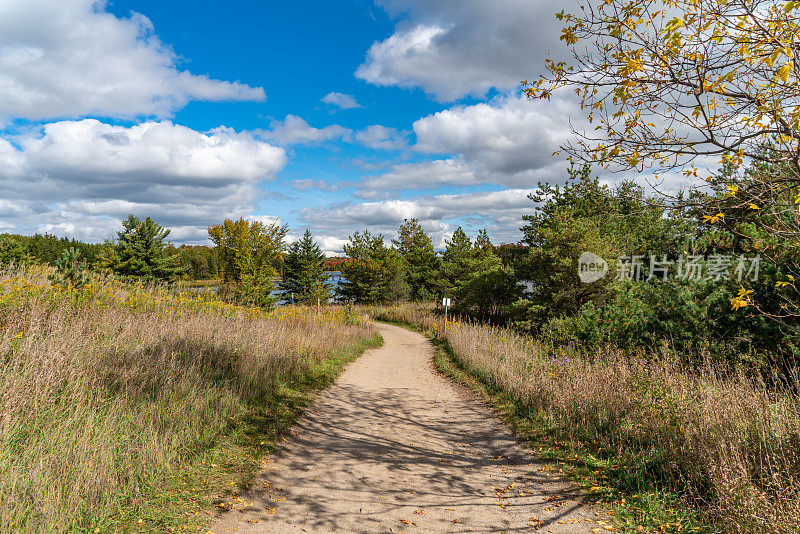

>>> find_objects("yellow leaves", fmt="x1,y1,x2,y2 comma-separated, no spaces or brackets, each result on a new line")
665,17,684,30
748,203,761,210
725,185,739,197
776,275,795,289
731,287,754,310
702,213,725,224
778,63,793,83
561,27,579,45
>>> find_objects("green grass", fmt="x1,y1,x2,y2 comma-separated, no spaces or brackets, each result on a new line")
119,333,383,533
380,318,709,534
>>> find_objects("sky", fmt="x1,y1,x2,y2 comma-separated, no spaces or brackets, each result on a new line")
0,0,596,254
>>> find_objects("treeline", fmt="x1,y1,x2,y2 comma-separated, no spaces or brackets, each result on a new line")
0,224,218,281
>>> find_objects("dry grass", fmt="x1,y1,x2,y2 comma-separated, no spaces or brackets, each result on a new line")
376,304,800,534
0,266,375,532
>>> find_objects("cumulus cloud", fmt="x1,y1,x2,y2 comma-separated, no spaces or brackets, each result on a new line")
350,94,578,197
0,0,265,121
0,119,286,243
356,159,480,197
411,93,577,185
321,92,362,110
357,0,568,101
354,125,408,151
259,115,351,146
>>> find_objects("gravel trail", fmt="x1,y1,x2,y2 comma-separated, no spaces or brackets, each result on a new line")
213,322,608,533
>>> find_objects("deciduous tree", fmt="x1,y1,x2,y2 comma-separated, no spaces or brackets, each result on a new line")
208,218,288,307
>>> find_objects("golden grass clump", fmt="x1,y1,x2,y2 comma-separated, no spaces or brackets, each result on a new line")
376,304,800,534
0,266,375,532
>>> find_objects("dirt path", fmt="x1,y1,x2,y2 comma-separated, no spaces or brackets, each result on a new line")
213,323,608,533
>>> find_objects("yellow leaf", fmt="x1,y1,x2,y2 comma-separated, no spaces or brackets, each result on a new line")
778,63,792,83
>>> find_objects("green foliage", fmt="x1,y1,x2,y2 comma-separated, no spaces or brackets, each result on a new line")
0,233,104,267
439,226,511,315
452,267,522,321
171,245,219,280
0,235,32,267
208,218,288,308
281,229,332,304
100,215,183,281
338,230,408,304
392,219,441,301
441,227,502,294
516,164,690,329
48,248,90,288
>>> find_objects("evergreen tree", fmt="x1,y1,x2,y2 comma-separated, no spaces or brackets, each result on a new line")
0,235,32,267
48,248,90,288
101,215,182,281
281,229,332,304
392,219,441,301
338,230,408,304
441,226,503,299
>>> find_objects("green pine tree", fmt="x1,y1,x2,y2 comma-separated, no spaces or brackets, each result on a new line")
392,218,441,301
102,215,183,281
281,229,332,304
441,226,503,296
338,230,408,304
48,247,90,288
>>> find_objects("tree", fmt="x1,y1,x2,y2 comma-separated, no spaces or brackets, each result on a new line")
208,218,288,307
441,227,503,296
48,248,90,288
281,229,332,304
338,230,408,304
100,215,181,281
392,219,441,301
525,0,800,325
0,235,32,267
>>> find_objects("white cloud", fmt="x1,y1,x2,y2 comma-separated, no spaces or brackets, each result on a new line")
0,119,286,243
315,236,350,256
354,125,408,150
413,94,575,184
0,0,265,121
357,0,568,101
356,159,479,197
321,92,362,110
351,94,579,197
259,115,351,146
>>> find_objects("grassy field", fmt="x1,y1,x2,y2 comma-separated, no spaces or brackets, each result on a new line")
0,266,378,532
375,304,800,534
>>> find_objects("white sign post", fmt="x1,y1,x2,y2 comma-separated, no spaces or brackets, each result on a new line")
442,297,451,331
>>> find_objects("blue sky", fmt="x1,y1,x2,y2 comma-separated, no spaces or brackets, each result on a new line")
0,0,583,253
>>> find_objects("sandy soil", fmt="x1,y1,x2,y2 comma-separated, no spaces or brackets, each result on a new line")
213,322,610,533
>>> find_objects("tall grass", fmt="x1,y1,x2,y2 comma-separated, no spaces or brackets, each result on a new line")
376,304,800,534
0,266,375,532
